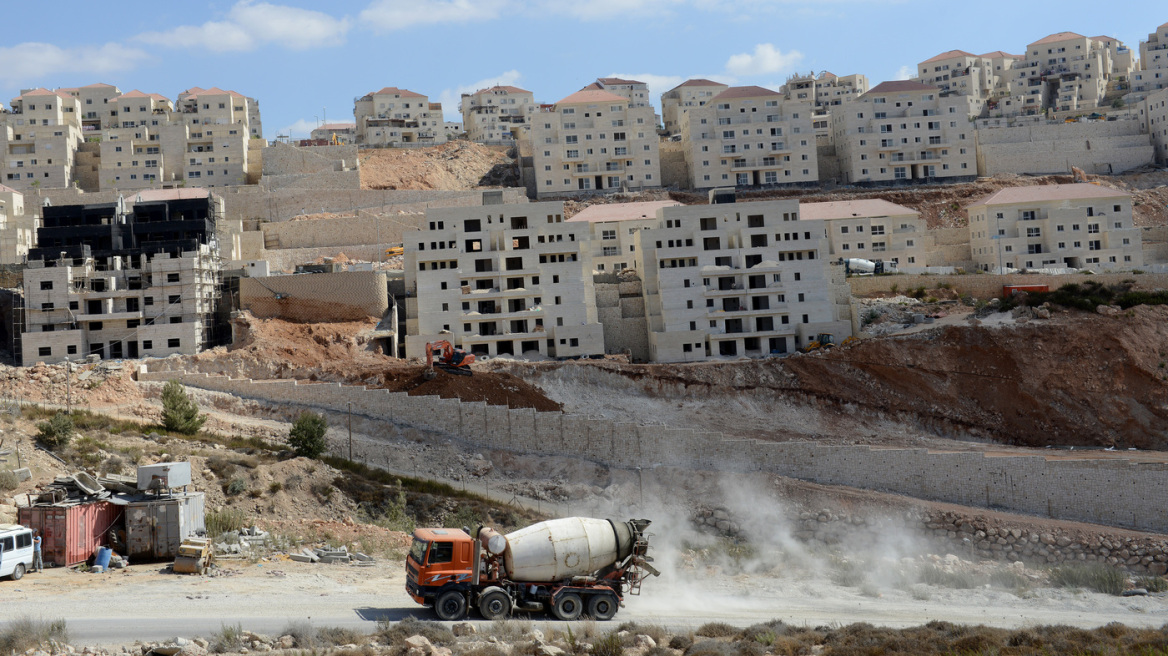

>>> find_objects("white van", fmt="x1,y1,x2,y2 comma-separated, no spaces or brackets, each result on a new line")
0,524,35,580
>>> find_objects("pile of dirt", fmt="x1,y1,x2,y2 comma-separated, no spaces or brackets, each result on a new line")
360,141,516,190
378,367,562,412
0,361,144,409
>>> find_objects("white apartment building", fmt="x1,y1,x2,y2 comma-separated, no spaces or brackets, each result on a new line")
354,87,447,147
566,200,680,273
0,184,35,264
174,87,257,187
679,86,818,191
832,81,977,185
60,82,123,134
780,72,869,140
527,88,661,198
967,184,1142,273
636,200,851,363
799,199,928,268
1131,22,1168,103
1142,87,1168,165
1005,33,1121,115
661,79,729,135
403,202,604,360
21,245,221,365
1,89,83,191
916,50,1020,116
460,85,536,144
309,123,356,144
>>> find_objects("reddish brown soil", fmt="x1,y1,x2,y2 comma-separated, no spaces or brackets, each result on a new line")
377,367,562,412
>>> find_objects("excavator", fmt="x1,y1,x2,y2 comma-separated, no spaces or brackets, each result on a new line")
423,340,475,379
800,333,859,354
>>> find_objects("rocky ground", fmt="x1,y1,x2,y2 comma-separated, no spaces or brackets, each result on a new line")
360,142,516,191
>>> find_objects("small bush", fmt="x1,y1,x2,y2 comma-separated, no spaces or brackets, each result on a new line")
683,640,734,656
669,636,693,650
0,617,69,655
317,626,365,646
376,617,454,646
268,481,283,494
592,633,624,656
1136,576,1168,593
280,620,316,649
161,380,207,435
1049,563,1126,595
695,623,738,638
226,477,249,496
889,283,899,294
99,455,127,476
288,411,328,459
210,623,245,654
205,508,247,537
486,618,533,641
0,470,19,492
311,481,334,502
36,412,74,449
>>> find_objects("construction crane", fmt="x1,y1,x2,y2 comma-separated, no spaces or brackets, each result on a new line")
423,340,475,379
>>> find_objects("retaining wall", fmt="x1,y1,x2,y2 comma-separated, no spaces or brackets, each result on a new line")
140,371,1168,534
847,271,1168,299
239,271,388,321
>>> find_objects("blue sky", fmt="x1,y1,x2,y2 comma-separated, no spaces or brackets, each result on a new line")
0,1,1161,139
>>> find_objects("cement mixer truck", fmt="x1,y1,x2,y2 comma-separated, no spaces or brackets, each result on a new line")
405,517,657,621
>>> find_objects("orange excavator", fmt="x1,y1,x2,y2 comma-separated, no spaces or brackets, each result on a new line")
424,340,475,378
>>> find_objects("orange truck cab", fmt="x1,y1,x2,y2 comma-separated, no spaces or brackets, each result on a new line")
405,528,476,606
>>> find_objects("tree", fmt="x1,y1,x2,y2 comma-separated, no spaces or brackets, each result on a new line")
288,411,328,459
36,412,74,449
161,380,206,434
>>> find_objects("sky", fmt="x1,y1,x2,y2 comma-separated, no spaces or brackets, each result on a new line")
0,1,1162,139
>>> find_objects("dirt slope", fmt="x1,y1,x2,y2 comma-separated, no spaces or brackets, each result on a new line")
359,141,515,190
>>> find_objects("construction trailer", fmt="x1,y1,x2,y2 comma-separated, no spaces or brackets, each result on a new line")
17,500,123,567
116,491,206,560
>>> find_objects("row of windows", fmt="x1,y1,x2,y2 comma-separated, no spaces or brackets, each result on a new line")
37,338,180,358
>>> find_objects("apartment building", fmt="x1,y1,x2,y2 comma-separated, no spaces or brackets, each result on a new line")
661,79,729,135
20,189,225,365
780,72,869,140
403,202,604,360
0,89,83,191
354,87,447,147
832,81,977,185
173,87,257,187
1131,22,1168,103
0,183,35,264
916,50,1020,116
678,86,818,191
1143,88,1168,165
1005,33,1121,115
527,87,661,198
637,200,851,362
460,85,536,144
566,200,680,273
60,82,123,133
309,123,356,144
967,184,1142,273
799,199,928,268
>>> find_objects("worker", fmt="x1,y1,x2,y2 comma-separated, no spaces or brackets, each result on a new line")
32,532,42,572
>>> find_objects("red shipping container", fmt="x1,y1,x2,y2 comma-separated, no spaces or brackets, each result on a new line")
18,501,124,567
1003,284,1049,296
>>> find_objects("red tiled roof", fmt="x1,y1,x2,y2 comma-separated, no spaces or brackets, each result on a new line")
0,184,21,194
922,49,975,64
818,71,837,79
581,82,603,91
710,85,781,101
968,183,1130,207
799,199,919,221
865,80,938,95
598,77,645,86
120,90,151,99
370,86,425,98
473,85,532,95
979,51,1023,59
187,86,246,99
81,82,117,89
669,79,728,92
21,88,58,97
1030,32,1086,45
567,200,681,223
1090,35,1116,43
555,89,627,105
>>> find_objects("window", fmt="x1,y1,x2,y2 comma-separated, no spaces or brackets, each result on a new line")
167,338,180,348
40,281,52,290
38,347,51,357
166,273,180,283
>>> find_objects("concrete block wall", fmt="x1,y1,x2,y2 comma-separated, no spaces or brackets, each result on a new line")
261,144,358,176
263,213,425,250
239,271,388,321
847,271,1168,299
976,121,1154,176
141,371,1168,534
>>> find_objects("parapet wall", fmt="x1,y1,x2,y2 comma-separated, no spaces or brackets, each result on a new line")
140,371,1168,534
847,271,1168,299
976,121,1153,176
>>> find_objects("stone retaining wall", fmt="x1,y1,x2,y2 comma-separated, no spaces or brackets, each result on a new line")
847,272,1168,299
139,371,1168,535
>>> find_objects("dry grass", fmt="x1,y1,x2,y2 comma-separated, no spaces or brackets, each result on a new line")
376,617,455,646
695,622,739,638
0,617,69,655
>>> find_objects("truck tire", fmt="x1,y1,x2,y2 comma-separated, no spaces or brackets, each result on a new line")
11,563,25,581
478,588,512,620
434,590,468,621
552,592,583,621
586,593,618,621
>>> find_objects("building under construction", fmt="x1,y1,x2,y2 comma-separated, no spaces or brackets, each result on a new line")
17,189,228,365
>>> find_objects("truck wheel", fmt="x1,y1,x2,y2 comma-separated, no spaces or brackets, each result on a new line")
11,563,25,581
434,590,468,621
586,594,618,621
478,588,512,620
552,592,583,621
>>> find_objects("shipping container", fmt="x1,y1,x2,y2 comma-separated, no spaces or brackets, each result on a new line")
121,492,206,560
1003,284,1049,296
17,501,123,567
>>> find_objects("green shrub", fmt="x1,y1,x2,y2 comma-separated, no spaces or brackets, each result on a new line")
226,477,249,496
205,508,248,537
36,412,74,448
288,411,328,459
210,623,245,654
268,481,283,494
1049,563,1126,595
695,622,738,638
161,380,207,434
592,633,624,656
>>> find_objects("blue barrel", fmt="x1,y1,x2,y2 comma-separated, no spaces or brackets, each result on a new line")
94,547,112,570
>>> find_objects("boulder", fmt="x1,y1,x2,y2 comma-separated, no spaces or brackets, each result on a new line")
452,623,477,637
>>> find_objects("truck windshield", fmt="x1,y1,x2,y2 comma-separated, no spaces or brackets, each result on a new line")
408,537,428,564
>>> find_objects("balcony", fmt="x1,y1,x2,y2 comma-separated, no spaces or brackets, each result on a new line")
77,309,143,322
462,285,543,299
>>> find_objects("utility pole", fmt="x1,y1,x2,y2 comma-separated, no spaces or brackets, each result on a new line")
65,357,71,415
347,401,353,461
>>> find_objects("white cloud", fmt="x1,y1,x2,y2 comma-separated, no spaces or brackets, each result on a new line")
437,70,524,121
0,42,149,87
360,0,509,31
896,65,914,81
724,43,803,77
542,0,685,20
137,1,350,52
281,119,319,138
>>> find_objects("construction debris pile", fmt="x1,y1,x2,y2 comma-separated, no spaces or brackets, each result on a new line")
360,141,515,190
857,295,928,336
288,544,375,565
